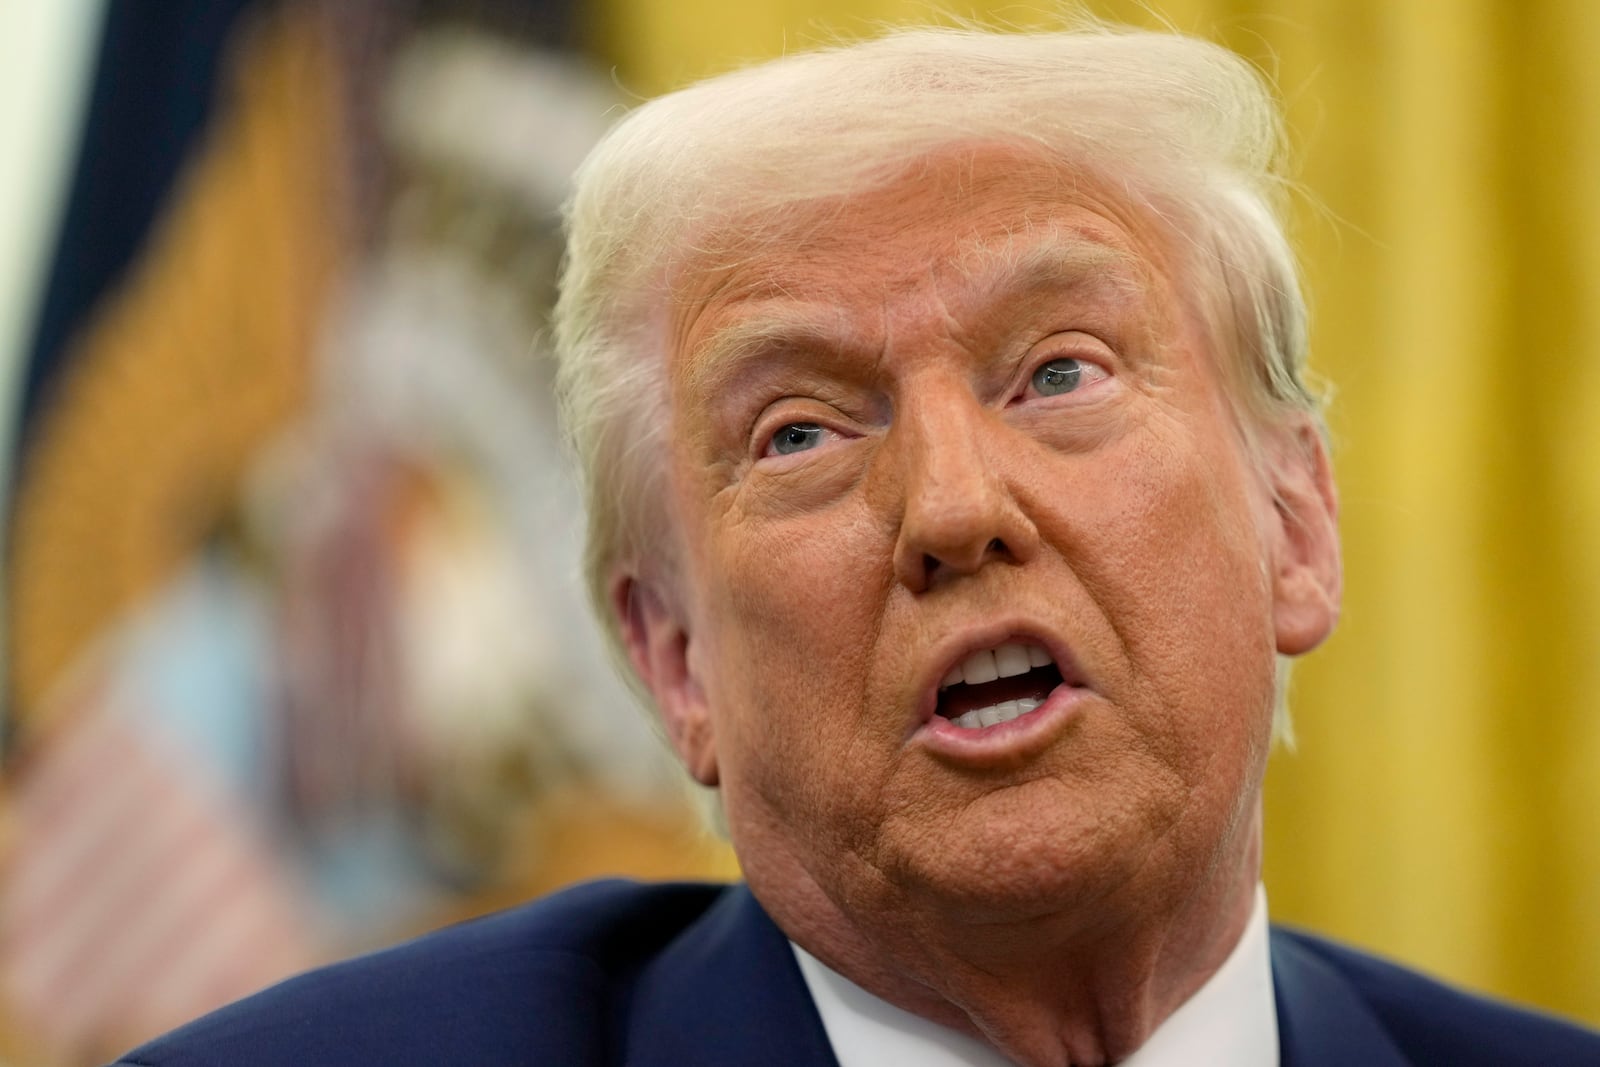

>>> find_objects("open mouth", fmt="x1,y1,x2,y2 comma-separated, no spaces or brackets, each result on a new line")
935,641,1064,730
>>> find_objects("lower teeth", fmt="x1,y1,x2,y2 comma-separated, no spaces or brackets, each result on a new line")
952,696,1043,730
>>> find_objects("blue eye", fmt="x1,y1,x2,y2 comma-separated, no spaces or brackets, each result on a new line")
771,423,825,455
1031,357,1084,396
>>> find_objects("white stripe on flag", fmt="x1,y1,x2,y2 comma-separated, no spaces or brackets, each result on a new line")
1,686,317,1055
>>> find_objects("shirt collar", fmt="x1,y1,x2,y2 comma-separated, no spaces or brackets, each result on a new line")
792,886,1278,1067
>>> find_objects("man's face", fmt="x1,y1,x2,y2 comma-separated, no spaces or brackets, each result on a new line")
625,149,1338,941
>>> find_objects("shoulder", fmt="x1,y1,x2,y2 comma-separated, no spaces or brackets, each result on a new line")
1271,926,1600,1066
111,879,733,1067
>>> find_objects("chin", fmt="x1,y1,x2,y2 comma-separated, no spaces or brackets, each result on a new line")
871,790,1158,928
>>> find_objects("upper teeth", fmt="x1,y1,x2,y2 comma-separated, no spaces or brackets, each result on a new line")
940,641,1052,690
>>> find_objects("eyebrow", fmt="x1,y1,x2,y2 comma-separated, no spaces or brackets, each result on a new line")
683,231,1146,401
684,308,857,401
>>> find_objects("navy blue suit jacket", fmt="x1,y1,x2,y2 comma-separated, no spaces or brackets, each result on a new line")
114,880,1600,1066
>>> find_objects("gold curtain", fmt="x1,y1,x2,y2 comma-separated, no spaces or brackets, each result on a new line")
587,0,1600,1027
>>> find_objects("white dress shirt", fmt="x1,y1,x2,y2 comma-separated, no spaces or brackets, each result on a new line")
792,886,1278,1067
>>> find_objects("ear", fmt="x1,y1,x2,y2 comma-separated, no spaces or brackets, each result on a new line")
1265,422,1342,656
612,573,719,786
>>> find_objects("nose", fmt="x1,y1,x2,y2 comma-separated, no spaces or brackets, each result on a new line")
890,386,1041,593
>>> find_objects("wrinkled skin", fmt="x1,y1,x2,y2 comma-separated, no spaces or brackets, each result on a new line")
617,149,1341,1066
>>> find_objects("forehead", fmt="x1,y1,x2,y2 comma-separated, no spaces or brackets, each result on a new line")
667,149,1177,377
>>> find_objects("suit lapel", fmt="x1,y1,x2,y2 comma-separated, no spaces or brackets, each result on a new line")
1271,928,1410,1067
628,893,1418,1067
624,885,842,1067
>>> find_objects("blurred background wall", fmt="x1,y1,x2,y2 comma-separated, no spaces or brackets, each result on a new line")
2,0,1597,1062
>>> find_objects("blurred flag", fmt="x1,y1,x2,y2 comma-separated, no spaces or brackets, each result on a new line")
2,0,355,1058
2,671,317,1058
1,2,735,1064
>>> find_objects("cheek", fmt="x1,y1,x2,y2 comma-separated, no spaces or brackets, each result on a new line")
1060,425,1277,749
716,502,885,648
690,496,897,799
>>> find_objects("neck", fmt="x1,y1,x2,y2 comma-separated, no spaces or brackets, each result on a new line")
746,806,1264,1067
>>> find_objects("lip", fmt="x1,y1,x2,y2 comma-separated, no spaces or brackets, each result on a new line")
909,621,1091,765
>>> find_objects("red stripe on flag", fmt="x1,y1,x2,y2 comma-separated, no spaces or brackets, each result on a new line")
2,689,317,1054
